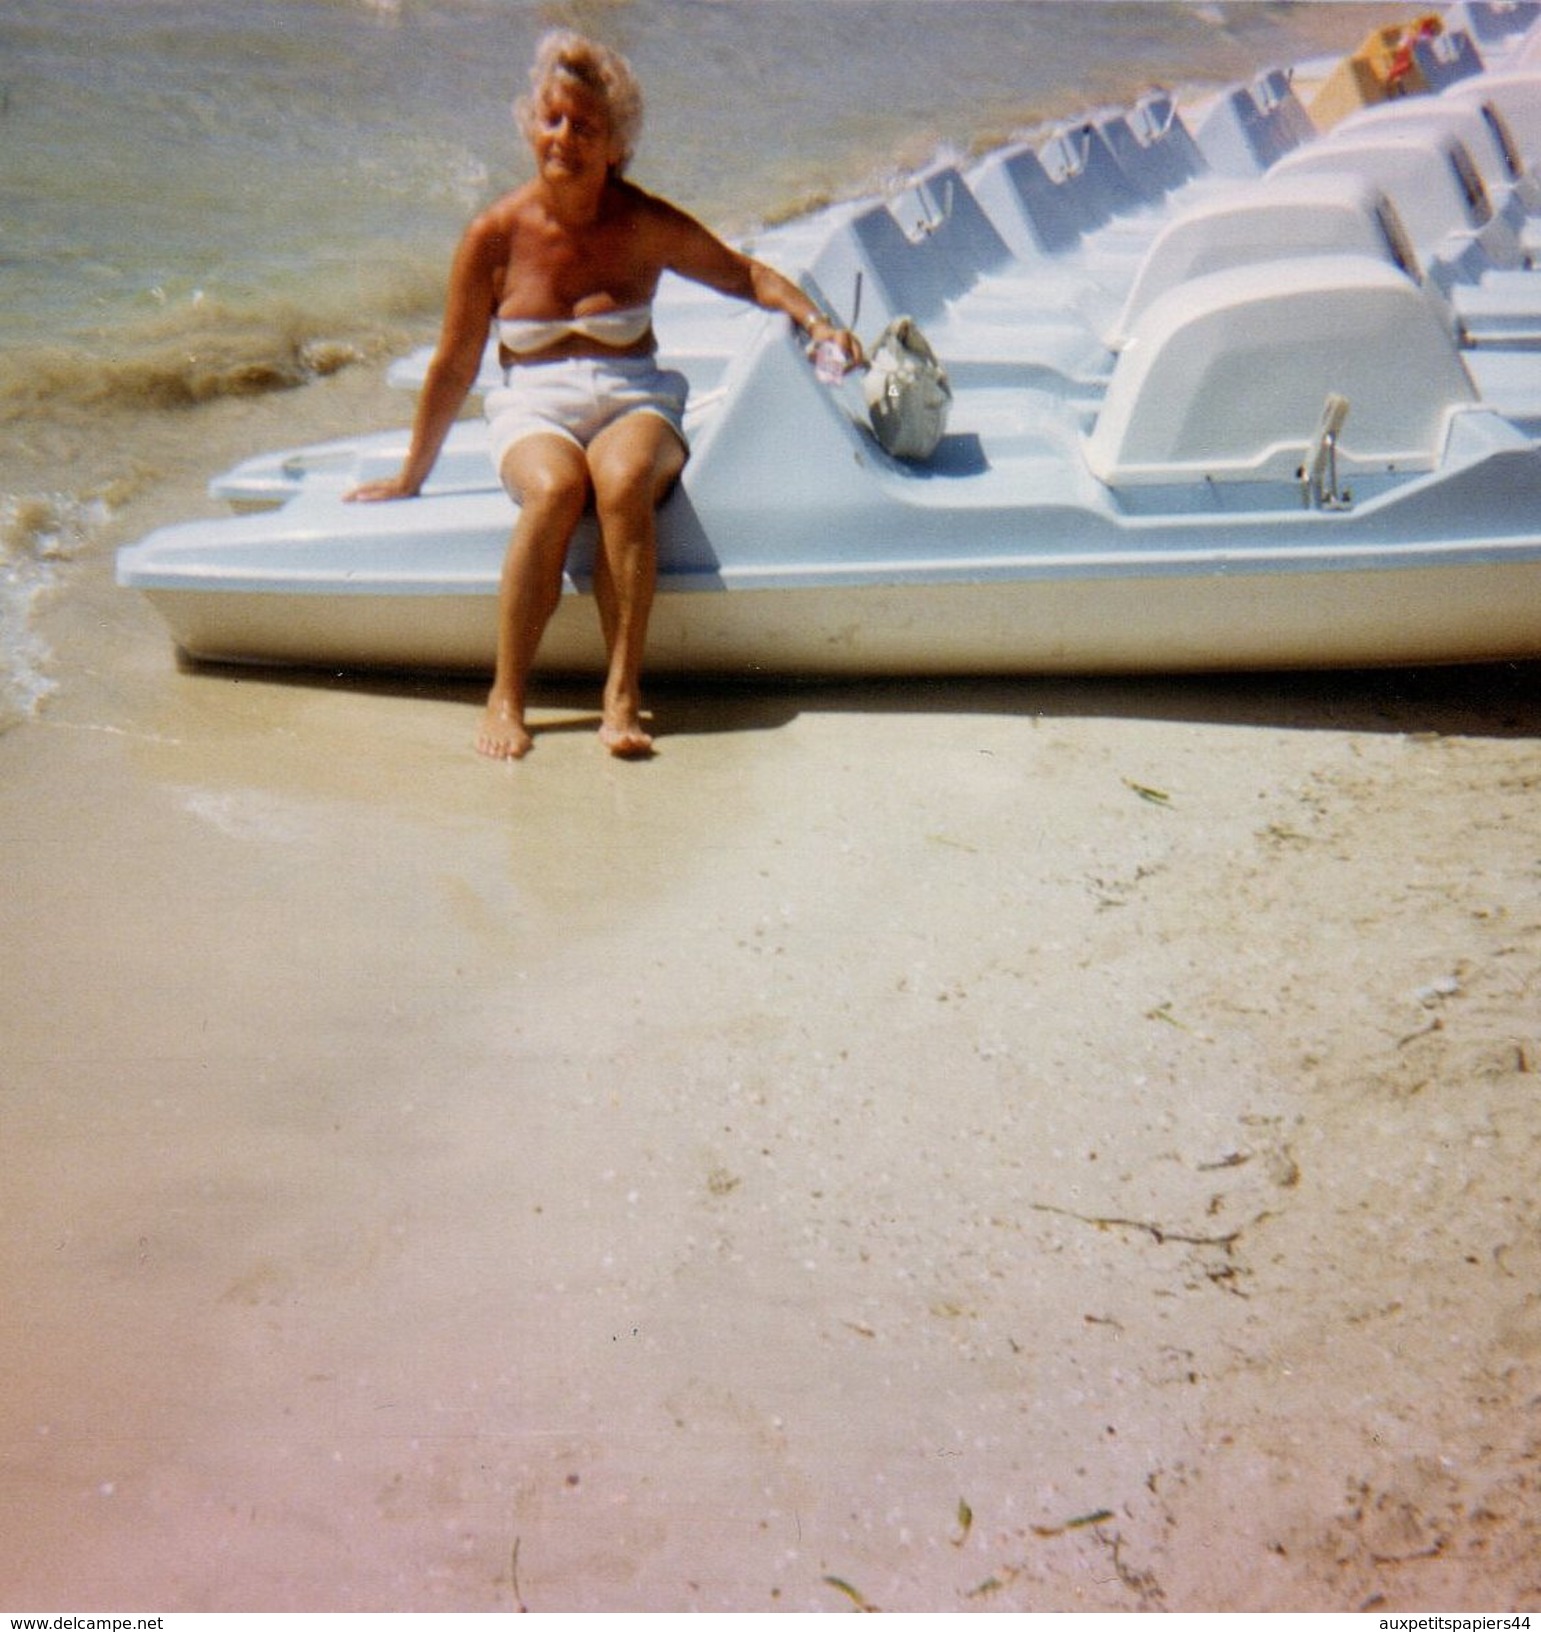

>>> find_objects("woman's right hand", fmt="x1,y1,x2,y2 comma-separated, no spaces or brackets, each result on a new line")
343,474,420,503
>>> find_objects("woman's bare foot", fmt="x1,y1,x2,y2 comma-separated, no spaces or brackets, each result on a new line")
477,698,533,760
598,698,654,758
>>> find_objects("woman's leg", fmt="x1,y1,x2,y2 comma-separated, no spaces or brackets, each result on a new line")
479,434,591,759
586,413,687,756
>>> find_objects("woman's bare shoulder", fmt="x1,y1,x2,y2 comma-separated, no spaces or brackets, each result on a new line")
615,181,720,248
454,187,537,271
630,180,688,218
470,185,538,237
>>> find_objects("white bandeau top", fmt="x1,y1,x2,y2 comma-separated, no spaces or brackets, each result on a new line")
496,303,654,356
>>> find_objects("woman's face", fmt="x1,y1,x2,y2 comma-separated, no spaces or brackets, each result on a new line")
530,79,622,185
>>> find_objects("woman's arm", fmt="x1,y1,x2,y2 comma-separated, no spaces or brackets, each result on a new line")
346,212,505,501
654,199,864,367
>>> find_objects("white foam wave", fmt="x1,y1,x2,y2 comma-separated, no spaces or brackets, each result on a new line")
0,493,107,728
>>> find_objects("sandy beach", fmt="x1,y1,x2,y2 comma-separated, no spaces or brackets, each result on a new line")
3,415,1538,1611
7,0,1540,1610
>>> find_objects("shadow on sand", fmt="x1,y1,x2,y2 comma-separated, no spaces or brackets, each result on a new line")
179,654,1541,744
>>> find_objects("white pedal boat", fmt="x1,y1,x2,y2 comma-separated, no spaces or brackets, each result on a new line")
117,4,1541,677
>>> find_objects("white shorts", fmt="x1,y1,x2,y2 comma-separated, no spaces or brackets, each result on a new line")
485,354,690,479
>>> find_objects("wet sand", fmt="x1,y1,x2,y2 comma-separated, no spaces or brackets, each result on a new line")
3,478,1539,1610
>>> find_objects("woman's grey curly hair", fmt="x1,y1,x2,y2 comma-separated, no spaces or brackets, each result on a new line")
514,31,644,174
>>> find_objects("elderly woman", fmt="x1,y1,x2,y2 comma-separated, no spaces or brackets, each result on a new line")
348,31,861,759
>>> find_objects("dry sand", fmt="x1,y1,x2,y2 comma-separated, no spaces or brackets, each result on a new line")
3,493,1539,1611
